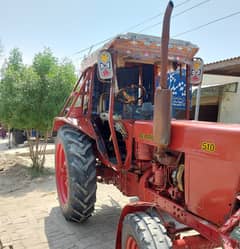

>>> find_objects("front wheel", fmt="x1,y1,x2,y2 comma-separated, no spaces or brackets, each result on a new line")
122,211,172,249
55,126,96,223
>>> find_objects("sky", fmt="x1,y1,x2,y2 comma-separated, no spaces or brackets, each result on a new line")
0,0,240,68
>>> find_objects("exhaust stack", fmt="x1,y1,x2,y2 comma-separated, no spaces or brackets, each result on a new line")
153,1,174,148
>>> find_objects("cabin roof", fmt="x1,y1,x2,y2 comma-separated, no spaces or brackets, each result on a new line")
80,32,199,72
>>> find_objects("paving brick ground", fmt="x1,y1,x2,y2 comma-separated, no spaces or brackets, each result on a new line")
0,138,130,249
0,170,129,249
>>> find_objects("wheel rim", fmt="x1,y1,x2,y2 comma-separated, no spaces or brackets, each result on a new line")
56,143,68,205
126,236,139,249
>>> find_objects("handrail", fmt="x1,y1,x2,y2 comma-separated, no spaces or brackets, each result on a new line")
108,52,122,168
59,73,84,116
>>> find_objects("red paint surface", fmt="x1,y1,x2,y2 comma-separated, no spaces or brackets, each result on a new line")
126,236,139,249
55,143,68,205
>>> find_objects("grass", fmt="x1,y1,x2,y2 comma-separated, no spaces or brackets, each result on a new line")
28,166,54,179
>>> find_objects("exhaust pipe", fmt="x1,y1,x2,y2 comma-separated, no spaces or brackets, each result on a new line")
153,1,174,148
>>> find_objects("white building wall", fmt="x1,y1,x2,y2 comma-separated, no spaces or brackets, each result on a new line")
202,74,240,86
201,74,240,124
218,84,240,124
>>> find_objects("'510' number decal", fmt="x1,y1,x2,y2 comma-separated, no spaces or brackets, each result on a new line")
201,142,216,152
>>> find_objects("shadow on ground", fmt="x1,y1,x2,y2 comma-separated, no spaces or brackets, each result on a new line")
44,198,122,249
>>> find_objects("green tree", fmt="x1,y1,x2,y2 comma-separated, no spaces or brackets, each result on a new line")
0,48,24,127
0,48,76,170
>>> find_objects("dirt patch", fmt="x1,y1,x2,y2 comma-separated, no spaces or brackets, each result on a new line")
0,154,32,194
0,154,54,195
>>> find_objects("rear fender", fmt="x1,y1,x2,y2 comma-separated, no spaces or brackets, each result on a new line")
52,117,96,139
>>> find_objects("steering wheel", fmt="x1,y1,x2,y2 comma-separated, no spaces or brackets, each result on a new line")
116,84,146,104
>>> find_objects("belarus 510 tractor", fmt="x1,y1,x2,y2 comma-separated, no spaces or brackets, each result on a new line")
53,1,240,248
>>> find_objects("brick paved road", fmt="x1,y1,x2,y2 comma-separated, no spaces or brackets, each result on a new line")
0,157,129,249
0,177,128,249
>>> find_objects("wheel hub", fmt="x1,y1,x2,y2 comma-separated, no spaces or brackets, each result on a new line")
126,236,139,249
56,143,68,205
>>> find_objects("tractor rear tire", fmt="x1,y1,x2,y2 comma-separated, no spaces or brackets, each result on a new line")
55,126,96,223
122,211,172,249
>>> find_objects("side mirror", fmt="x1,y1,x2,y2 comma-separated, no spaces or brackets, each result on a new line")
190,57,204,85
97,50,113,80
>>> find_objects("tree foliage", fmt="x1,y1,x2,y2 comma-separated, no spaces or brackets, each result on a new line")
0,48,76,169
0,48,24,127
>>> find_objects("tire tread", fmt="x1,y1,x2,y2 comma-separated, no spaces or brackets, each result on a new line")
56,125,96,223
122,211,172,249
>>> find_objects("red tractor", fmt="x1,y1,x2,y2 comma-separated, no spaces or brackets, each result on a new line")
53,1,240,248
